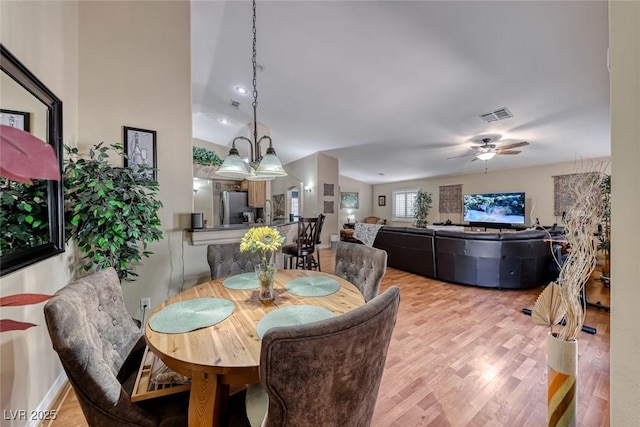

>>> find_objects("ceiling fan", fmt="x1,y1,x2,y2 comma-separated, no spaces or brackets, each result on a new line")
447,135,529,162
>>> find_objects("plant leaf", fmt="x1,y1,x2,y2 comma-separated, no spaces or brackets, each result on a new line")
0,319,38,332
531,282,565,327
0,293,53,306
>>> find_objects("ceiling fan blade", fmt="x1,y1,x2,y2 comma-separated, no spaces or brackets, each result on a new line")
499,141,529,150
447,153,476,160
496,150,521,155
471,157,479,162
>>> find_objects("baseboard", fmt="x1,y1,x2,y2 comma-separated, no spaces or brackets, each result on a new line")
28,372,67,427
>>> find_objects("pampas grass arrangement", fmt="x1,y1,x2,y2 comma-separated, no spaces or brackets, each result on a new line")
531,163,606,341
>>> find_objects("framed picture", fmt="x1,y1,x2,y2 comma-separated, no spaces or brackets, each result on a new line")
340,192,359,209
0,109,31,131
323,183,334,197
378,195,386,206
123,126,157,180
324,201,334,214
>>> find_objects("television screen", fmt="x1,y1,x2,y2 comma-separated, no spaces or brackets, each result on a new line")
463,192,526,225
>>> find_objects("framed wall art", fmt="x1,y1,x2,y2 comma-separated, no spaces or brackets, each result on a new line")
324,201,334,214
324,183,334,197
0,109,31,131
378,195,386,206
123,126,157,180
340,192,359,209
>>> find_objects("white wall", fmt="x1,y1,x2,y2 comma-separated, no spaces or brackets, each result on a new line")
0,1,79,424
339,175,373,223
609,1,640,424
76,1,204,314
373,158,610,227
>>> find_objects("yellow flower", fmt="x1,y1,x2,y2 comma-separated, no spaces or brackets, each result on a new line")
240,227,285,263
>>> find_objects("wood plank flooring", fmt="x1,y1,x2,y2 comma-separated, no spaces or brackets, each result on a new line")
46,248,610,426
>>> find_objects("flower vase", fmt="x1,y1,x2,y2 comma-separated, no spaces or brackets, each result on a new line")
255,263,276,301
547,332,578,427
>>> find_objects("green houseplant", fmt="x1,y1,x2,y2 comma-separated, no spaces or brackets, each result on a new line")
64,143,163,281
414,190,433,228
193,146,222,167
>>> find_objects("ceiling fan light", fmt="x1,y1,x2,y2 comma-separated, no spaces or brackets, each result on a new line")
477,152,497,161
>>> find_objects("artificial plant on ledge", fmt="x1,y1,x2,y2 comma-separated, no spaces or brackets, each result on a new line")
64,143,164,281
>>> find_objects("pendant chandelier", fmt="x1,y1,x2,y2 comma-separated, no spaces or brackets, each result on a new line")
216,0,287,181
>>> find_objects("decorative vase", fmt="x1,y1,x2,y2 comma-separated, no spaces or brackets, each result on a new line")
547,332,578,427
255,263,276,301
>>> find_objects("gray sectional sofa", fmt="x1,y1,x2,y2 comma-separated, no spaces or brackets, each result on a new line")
372,227,551,289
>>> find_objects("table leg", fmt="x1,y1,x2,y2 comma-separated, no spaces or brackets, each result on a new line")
188,372,230,427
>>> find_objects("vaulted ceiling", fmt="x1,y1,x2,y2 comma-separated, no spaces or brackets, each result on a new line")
191,1,610,185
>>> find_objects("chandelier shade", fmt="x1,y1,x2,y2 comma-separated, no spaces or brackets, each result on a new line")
216,0,287,181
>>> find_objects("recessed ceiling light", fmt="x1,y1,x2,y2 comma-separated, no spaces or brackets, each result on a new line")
235,86,248,95
218,118,230,125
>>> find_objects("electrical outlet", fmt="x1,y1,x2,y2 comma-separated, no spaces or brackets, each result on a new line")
140,297,151,311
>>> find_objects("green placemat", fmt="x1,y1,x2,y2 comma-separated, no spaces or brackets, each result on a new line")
285,276,341,297
222,272,259,290
149,298,234,334
256,305,335,339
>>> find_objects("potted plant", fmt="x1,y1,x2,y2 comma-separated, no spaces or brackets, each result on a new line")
414,190,433,228
193,146,222,178
64,143,163,281
530,170,605,426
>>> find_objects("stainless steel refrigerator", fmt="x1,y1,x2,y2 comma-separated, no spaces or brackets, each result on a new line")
220,191,255,225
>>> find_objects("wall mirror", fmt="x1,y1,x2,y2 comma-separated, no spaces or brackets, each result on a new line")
1,44,64,276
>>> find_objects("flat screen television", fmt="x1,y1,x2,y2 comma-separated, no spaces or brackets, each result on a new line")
463,192,526,225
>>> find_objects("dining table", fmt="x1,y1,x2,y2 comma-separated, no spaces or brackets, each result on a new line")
145,269,366,427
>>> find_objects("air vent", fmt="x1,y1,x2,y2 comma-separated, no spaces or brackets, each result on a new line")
479,107,513,123
229,99,241,109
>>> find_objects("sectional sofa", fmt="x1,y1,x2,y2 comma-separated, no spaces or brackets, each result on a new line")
372,227,552,289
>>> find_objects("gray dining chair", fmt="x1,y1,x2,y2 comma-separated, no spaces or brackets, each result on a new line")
334,241,388,302
207,243,263,279
44,267,188,427
245,286,400,427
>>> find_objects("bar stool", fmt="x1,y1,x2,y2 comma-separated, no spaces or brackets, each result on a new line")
309,214,325,271
282,216,321,270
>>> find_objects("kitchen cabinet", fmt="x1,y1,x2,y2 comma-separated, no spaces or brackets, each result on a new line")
243,180,266,207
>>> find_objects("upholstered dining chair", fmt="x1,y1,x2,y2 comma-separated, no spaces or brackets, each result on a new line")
334,241,388,302
44,267,188,427
207,243,263,279
281,216,322,270
245,286,400,427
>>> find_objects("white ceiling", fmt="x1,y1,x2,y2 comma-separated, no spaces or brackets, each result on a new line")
191,1,610,185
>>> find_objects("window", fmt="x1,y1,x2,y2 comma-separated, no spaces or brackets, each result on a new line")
290,190,299,217
392,189,418,222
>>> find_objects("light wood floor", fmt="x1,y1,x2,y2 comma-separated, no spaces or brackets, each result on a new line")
45,248,610,427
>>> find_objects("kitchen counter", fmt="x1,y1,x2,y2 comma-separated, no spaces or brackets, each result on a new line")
187,221,298,246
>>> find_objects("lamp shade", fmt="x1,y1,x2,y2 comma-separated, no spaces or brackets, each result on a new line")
216,153,250,179
254,152,287,178
476,152,497,161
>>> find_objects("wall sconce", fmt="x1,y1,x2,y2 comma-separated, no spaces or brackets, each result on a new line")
304,185,313,193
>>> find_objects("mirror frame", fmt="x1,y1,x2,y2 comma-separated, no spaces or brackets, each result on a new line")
1,44,64,276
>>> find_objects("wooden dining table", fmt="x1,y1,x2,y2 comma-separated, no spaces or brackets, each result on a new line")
145,269,366,427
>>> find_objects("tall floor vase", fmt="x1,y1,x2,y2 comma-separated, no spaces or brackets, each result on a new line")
547,332,578,427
